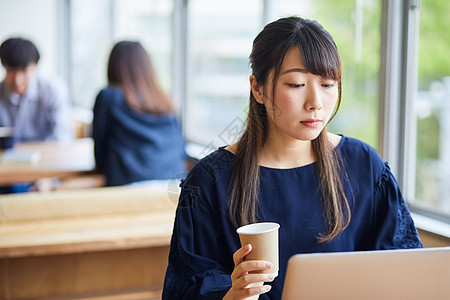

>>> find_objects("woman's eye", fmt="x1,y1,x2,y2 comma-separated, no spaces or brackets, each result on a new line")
322,83,335,88
288,83,305,88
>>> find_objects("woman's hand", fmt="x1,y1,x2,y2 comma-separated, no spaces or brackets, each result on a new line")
223,244,274,300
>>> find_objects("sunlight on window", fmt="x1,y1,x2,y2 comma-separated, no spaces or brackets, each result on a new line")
414,0,450,216
70,0,172,109
185,0,262,148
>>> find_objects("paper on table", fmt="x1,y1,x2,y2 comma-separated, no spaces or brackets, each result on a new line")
1,149,41,165
0,127,14,138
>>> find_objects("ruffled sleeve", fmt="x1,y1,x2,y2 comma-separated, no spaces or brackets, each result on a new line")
372,162,423,249
162,174,232,299
163,151,274,300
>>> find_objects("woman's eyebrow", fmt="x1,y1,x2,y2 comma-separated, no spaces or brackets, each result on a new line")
282,68,309,74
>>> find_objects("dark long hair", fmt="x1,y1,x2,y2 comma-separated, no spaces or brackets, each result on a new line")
229,17,350,243
107,41,174,114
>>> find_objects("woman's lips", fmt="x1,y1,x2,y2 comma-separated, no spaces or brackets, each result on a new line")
300,119,322,128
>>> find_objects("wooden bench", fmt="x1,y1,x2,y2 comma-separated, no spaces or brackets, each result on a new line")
0,183,179,299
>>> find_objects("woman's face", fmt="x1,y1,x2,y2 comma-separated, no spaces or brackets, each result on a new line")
254,47,339,143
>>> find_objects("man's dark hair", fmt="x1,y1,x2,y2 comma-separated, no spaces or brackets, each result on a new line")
0,37,40,68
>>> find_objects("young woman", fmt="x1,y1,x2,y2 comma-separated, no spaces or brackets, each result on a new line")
93,41,186,186
163,17,422,300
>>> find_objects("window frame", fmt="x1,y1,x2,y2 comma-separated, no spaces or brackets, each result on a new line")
379,0,450,230
379,0,418,200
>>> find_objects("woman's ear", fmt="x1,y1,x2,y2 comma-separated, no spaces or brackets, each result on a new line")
250,75,264,104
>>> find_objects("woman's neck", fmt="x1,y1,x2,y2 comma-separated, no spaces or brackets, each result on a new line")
258,135,315,169
225,136,314,169
226,132,341,169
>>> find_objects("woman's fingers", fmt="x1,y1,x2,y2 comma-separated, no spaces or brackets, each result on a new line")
224,282,272,300
233,260,273,279
236,273,275,288
234,282,272,299
228,244,275,299
231,263,275,299
233,243,252,266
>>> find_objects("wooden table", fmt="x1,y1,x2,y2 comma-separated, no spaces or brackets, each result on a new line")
0,138,96,185
0,184,179,299
0,186,178,258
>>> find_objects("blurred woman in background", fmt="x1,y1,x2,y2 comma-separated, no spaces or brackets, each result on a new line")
93,41,186,186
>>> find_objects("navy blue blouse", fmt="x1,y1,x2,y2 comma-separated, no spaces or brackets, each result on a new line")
163,136,422,299
93,86,186,186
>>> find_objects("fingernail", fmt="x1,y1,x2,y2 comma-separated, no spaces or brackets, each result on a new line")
245,244,251,250
267,274,275,281
265,262,272,269
264,285,272,292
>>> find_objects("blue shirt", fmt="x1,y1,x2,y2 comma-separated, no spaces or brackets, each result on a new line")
163,136,422,299
0,76,74,142
93,86,187,186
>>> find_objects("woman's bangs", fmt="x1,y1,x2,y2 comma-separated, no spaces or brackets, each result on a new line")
297,27,340,81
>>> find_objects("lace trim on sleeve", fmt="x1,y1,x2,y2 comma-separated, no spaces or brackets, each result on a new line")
393,200,423,248
375,162,392,192
376,162,423,249
178,179,201,208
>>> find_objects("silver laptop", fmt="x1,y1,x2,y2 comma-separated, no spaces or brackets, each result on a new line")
282,247,450,300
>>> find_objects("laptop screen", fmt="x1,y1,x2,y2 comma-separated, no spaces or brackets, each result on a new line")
281,247,450,300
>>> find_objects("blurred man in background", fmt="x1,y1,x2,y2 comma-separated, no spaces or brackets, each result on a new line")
0,37,74,143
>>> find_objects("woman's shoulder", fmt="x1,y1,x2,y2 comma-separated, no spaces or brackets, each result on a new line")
178,148,234,209
192,147,235,171
96,86,124,103
338,135,381,160
338,135,387,179
185,148,235,181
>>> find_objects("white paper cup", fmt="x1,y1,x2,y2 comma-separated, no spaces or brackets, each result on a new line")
237,222,280,277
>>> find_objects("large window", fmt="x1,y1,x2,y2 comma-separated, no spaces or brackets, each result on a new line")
269,0,381,148
69,0,380,151
1,0,449,233
185,0,262,148
70,0,110,109
65,0,448,223
70,0,172,109
413,0,450,217
185,0,380,154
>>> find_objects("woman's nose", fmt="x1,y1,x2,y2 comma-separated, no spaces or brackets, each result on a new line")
304,85,323,111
